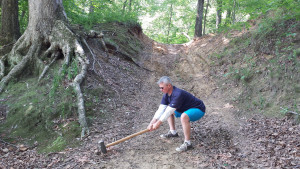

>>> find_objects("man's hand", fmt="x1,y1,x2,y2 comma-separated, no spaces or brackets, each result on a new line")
147,123,154,131
153,120,162,130
148,118,158,131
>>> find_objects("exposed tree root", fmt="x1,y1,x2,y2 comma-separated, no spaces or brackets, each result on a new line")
38,54,58,82
0,43,39,93
0,54,7,79
0,20,90,138
73,56,89,138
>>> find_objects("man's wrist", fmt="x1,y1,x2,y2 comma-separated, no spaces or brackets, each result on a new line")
151,118,158,124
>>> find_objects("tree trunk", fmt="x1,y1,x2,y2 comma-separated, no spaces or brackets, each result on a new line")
122,0,128,14
203,0,210,35
129,0,132,12
216,0,222,29
232,0,236,24
225,9,231,25
89,0,95,13
0,0,21,46
194,0,204,37
0,0,89,138
167,3,173,43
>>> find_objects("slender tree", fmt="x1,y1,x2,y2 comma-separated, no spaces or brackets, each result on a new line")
203,0,210,35
122,0,127,14
89,0,95,13
167,3,173,42
225,9,231,25
129,0,132,12
216,0,222,28
232,0,236,24
0,0,21,45
194,0,204,37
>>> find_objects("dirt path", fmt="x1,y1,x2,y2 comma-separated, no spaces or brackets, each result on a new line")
1,37,299,168
93,45,238,168
89,44,299,169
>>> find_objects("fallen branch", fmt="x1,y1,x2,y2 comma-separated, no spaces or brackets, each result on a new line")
182,32,192,41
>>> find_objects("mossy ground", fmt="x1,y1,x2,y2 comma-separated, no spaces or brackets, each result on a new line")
0,62,108,153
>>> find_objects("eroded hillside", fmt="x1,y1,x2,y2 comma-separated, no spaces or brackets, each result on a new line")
0,19,299,168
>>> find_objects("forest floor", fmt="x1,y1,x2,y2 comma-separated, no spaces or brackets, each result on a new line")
0,27,299,168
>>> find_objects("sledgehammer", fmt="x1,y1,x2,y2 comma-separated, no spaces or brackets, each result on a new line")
99,128,150,153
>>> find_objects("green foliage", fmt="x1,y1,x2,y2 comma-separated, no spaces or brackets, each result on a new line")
10,0,299,44
142,0,196,44
63,0,141,29
18,0,29,33
224,55,255,83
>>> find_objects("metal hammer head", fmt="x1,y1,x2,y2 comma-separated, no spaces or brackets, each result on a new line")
98,140,107,154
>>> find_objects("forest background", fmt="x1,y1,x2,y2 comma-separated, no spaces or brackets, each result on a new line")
1,0,299,45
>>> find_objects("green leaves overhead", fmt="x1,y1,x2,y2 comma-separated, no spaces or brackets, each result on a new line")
63,0,143,29
6,0,299,43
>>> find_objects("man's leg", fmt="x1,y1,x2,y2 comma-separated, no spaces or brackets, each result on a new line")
180,113,191,141
176,109,204,152
167,114,176,130
181,108,204,141
160,114,178,138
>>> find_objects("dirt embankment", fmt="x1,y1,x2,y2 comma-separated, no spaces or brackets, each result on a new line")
1,23,299,168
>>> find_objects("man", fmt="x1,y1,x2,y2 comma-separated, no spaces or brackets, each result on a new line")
148,76,205,152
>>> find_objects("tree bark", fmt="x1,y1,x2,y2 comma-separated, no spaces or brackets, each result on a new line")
129,0,132,12
203,0,209,35
232,0,237,24
89,0,95,13
0,0,21,46
194,0,204,37
225,9,232,25
122,0,128,14
216,0,222,29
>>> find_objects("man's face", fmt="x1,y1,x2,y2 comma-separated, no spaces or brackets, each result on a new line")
159,83,170,94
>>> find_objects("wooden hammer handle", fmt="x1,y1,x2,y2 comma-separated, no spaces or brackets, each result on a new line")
106,128,150,148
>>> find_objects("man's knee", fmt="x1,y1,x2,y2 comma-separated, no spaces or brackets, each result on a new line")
181,113,190,123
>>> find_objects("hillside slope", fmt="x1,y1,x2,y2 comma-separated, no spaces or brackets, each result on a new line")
0,18,299,168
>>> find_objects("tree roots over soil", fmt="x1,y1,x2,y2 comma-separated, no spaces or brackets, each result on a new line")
0,20,89,138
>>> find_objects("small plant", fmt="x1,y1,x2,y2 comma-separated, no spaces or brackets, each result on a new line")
259,96,266,110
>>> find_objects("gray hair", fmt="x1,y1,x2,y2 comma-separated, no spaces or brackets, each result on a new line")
157,76,172,85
